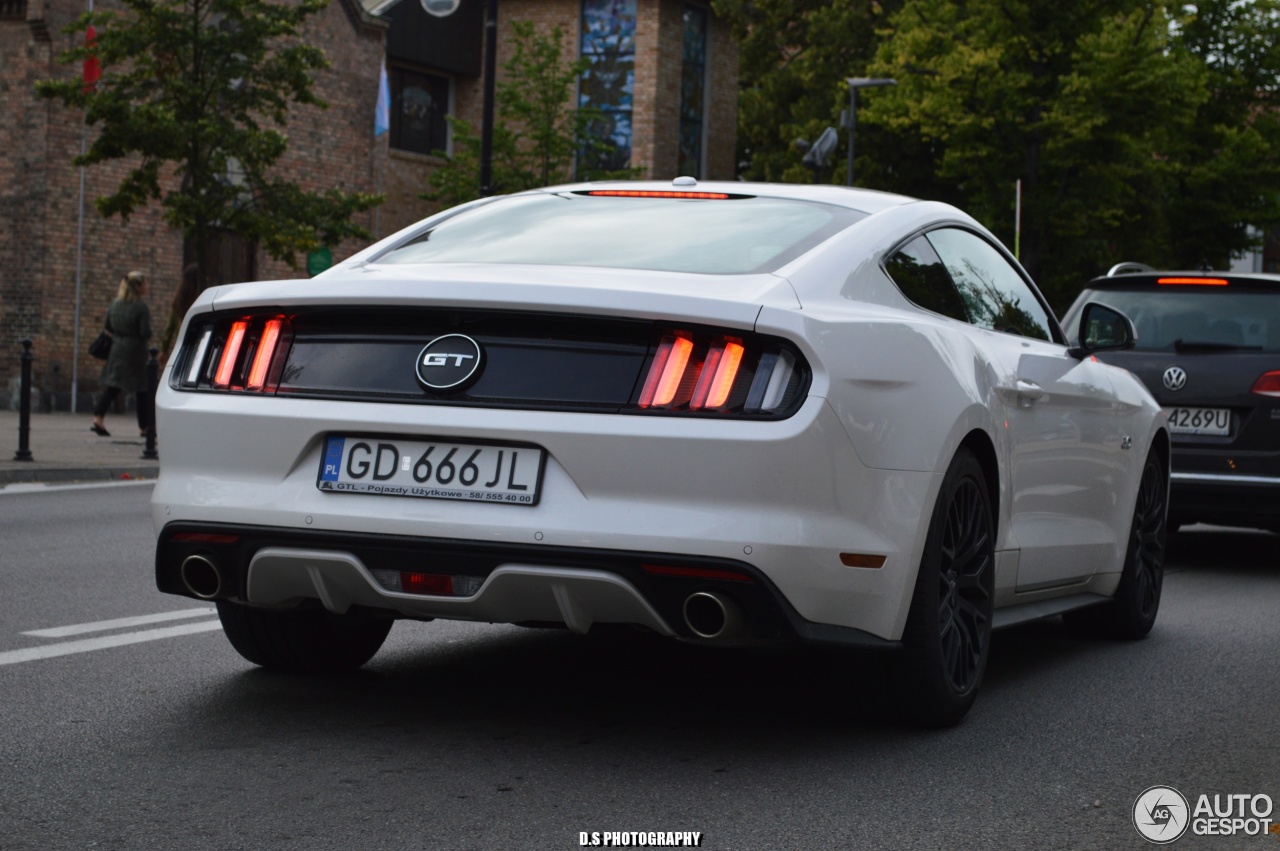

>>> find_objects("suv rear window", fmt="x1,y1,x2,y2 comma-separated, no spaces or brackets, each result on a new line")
1067,287,1280,353
375,192,866,275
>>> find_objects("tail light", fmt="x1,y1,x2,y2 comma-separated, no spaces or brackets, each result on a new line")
632,328,808,416
1252,371,1280,398
174,314,294,393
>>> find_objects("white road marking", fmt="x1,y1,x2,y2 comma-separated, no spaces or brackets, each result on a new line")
22,607,217,638
0,621,223,667
0,479,155,494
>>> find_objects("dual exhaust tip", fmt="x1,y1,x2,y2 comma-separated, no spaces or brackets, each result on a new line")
180,554,224,600
682,591,742,641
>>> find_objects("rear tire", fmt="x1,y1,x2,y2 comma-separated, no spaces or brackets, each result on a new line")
894,448,995,727
1064,449,1167,639
216,601,393,673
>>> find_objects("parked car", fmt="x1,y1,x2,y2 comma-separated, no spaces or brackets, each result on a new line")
1062,264,1280,534
152,181,1168,725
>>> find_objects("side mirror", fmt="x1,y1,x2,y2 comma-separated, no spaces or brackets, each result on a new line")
1068,302,1136,359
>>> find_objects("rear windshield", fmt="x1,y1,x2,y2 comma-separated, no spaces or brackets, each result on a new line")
1068,287,1280,353
375,192,866,275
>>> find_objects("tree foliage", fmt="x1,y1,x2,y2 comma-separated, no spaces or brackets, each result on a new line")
425,21,641,209
713,0,902,183
36,0,383,283
721,0,1280,309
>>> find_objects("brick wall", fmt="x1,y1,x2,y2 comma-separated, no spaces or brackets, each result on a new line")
1,0,740,407
0,0,386,408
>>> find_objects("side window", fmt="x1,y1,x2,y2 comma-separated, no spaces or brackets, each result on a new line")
925,228,1056,342
884,236,970,322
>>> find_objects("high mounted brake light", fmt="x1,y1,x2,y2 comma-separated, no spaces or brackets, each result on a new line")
585,190,732,199
1157,277,1229,286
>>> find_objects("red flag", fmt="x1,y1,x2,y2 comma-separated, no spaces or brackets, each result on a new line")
82,24,101,93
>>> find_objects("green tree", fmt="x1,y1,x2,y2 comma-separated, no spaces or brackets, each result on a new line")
425,20,640,209
713,0,903,183
863,0,1213,306
36,0,383,288
1164,0,1280,270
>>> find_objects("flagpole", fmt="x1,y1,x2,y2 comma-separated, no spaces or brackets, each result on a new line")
71,0,94,414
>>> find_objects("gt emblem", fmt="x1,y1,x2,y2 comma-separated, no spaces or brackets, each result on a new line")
415,334,483,391
1162,366,1187,392
422,352,475,367
1121,435,1132,450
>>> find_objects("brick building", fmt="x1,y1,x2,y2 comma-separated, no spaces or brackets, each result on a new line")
0,0,737,410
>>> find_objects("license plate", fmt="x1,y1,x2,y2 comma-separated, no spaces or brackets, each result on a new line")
317,435,546,505
1163,407,1231,436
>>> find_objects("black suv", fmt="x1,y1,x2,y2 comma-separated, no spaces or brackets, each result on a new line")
1062,264,1280,533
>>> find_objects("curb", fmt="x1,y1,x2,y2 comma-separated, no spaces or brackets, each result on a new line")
0,466,159,485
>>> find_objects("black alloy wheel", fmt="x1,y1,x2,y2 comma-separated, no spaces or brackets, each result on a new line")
897,448,995,727
1066,449,1167,639
936,476,994,693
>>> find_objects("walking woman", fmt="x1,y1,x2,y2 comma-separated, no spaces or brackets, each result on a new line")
90,270,153,437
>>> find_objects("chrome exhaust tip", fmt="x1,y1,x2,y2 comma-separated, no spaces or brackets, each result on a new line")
683,591,742,640
180,554,223,600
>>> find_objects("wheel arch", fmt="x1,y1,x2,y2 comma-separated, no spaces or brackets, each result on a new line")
958,428,1000,539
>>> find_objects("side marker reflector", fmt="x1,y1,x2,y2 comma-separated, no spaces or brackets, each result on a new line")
840,553,886,569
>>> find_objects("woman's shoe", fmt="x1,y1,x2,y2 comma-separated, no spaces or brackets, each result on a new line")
90,423,110,436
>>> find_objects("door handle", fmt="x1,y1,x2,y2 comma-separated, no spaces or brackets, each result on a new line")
1015,380,1044,404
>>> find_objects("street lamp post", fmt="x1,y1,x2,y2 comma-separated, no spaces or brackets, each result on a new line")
845,77,897,187
479,0,498,196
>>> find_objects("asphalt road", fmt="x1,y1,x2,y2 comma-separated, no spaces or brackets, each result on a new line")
1,482,1277,850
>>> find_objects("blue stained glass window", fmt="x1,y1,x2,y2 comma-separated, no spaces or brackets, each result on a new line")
580,0,637,172
679,6,707,179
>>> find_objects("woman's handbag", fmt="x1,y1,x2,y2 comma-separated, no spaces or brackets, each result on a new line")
88,331,112,360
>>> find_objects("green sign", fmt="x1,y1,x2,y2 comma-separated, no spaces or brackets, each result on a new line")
306,246,333,276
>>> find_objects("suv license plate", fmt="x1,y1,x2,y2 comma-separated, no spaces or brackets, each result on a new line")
1163,407,1230,436
318,435,546,505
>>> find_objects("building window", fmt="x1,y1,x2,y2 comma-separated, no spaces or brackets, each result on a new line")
580,0,636,172
390,66,450,156
679,5,707,179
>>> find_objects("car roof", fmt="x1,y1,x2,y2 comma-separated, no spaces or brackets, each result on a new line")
528,179,920,215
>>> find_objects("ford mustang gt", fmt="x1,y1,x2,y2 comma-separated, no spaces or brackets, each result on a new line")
153,180,1169,725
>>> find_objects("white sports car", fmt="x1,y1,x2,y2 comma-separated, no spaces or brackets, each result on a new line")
153,180,1169,725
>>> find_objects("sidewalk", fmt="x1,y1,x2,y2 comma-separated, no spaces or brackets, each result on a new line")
0,409,160,485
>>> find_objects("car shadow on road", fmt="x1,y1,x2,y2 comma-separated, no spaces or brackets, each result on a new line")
160,529,1274,759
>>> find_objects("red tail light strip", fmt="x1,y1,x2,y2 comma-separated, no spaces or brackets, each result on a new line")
639,335,694,408
245,319,283,390
213,321,248,388
690,340,744,409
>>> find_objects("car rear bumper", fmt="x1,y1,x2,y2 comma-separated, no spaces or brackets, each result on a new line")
152,389,939,641
1169,471,1280,529
155,522,901,649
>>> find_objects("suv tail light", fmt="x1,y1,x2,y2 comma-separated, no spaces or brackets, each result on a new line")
175,315,294,393
1251,371,1280,398
632,328,808,416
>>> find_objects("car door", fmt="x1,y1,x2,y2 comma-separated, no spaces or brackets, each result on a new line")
924,228,1125,590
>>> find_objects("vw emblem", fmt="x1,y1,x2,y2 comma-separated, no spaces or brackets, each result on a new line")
1162,366,1187,392
416,334,483,391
